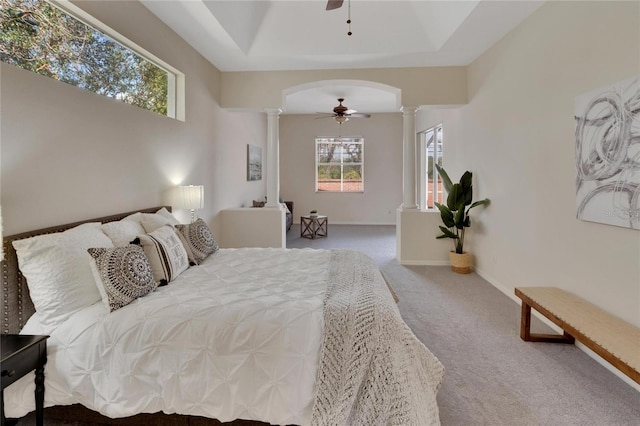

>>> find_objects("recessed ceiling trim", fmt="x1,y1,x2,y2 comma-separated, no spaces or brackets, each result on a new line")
282,79,401,114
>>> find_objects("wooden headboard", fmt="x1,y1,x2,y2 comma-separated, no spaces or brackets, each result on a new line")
1,206,171,334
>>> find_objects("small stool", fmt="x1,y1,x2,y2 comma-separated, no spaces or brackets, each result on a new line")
300,215,328,239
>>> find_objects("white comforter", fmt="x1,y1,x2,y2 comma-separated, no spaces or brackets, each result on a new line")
5,248,329,425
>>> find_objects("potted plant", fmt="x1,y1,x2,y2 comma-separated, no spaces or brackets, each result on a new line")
310,209,318,218
434,164,489,274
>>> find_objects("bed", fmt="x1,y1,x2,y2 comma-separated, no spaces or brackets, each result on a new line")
1,206,444,425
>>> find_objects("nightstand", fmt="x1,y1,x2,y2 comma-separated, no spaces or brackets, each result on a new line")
1,334,49,426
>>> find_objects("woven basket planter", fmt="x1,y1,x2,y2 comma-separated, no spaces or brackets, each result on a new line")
450,251,471,274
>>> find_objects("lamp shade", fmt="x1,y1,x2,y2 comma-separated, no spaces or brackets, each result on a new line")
176,185,204,210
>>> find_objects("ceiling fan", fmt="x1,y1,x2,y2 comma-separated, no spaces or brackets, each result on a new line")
325,0,344,11
316,98,372,123
326,0,353,36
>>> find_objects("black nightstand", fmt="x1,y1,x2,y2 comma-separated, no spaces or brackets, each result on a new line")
1,334,49,426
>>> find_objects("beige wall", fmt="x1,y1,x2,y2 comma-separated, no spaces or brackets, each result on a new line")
279,113,403,224
420,1,640,327
1,1,267,239
221,67,467,110
219,208,285,248
397,209,451,265
3,0,638,333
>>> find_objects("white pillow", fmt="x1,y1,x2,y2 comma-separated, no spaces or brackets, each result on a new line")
12,222,114,332
140,213,174,233
102,220,146,247
155,207,180,225
122,212,143,224
135,225,189,285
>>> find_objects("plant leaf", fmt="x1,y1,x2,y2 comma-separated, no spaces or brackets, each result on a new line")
447,183,465,211
460,171,473,205
435,164,453,193
469,198,490,210
454,204,465,229
438,226,458,239
435,202,455,228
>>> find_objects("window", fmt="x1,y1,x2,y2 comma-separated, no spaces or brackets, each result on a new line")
419,124,444,209
0,0,184,119
316,137,364,192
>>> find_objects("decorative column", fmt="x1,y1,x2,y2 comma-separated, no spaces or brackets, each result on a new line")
401,106,418,209
265,108,282,208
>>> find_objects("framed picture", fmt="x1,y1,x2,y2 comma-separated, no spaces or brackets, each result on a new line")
575,76,639,230
247,144,262,181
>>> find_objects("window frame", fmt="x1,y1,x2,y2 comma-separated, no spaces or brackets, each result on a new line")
418,123,444,210
315,137,365,193
11,0,185,120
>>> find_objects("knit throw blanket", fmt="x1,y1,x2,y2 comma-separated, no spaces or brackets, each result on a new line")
311,250,445,426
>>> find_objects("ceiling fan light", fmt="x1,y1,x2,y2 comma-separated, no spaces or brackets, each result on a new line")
335,116,349,123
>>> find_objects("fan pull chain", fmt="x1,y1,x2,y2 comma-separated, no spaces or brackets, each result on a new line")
347,0,352,36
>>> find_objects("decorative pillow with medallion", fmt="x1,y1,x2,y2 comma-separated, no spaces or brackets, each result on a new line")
88,245,158,312
175,218,219,265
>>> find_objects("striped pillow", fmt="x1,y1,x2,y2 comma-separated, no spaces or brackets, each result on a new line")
135,225,189,285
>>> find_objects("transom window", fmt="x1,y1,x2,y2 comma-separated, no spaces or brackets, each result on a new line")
315,137,364,192
0,0,183,119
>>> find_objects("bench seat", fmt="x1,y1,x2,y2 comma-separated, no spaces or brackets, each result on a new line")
515,286,640,385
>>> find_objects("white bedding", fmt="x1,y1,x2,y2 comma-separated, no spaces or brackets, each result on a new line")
5,248,329,425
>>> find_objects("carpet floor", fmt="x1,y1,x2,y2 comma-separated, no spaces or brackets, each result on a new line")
17,224,640,425
287,224,640,425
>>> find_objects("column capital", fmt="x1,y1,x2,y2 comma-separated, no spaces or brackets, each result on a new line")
401,106,418,115
264,107,282,116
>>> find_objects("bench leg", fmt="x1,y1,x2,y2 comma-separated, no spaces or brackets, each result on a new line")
520,301,575,344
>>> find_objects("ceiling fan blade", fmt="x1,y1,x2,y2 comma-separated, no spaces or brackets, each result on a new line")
315,115,336,119
326,0,344,11
347,113,372,118
344,109,357,114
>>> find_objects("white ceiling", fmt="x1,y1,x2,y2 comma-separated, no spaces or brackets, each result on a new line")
140,0,544,114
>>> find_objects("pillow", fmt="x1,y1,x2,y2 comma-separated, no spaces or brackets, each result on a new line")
12,222,114,332
175,219,219,265
155,207,180,225
135,225,189,285
102,220,146,247
140,213,174,233
122,212,143,224
281,202,291,214
88,245,158,312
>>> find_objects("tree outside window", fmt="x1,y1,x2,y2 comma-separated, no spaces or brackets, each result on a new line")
316,137,364,192
0,0,171,116
425,125,444,209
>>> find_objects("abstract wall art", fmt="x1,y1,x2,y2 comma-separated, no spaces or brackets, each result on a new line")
575,76,640,230
247,144,262,181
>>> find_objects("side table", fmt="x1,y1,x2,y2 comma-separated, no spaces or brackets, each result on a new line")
1,334,49,426
300,215,328,239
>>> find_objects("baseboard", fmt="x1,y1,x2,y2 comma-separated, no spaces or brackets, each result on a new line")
398,260,449,266
294,221,396,226
474,266,640,392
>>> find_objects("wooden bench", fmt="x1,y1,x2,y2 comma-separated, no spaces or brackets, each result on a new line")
515,286,640,385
